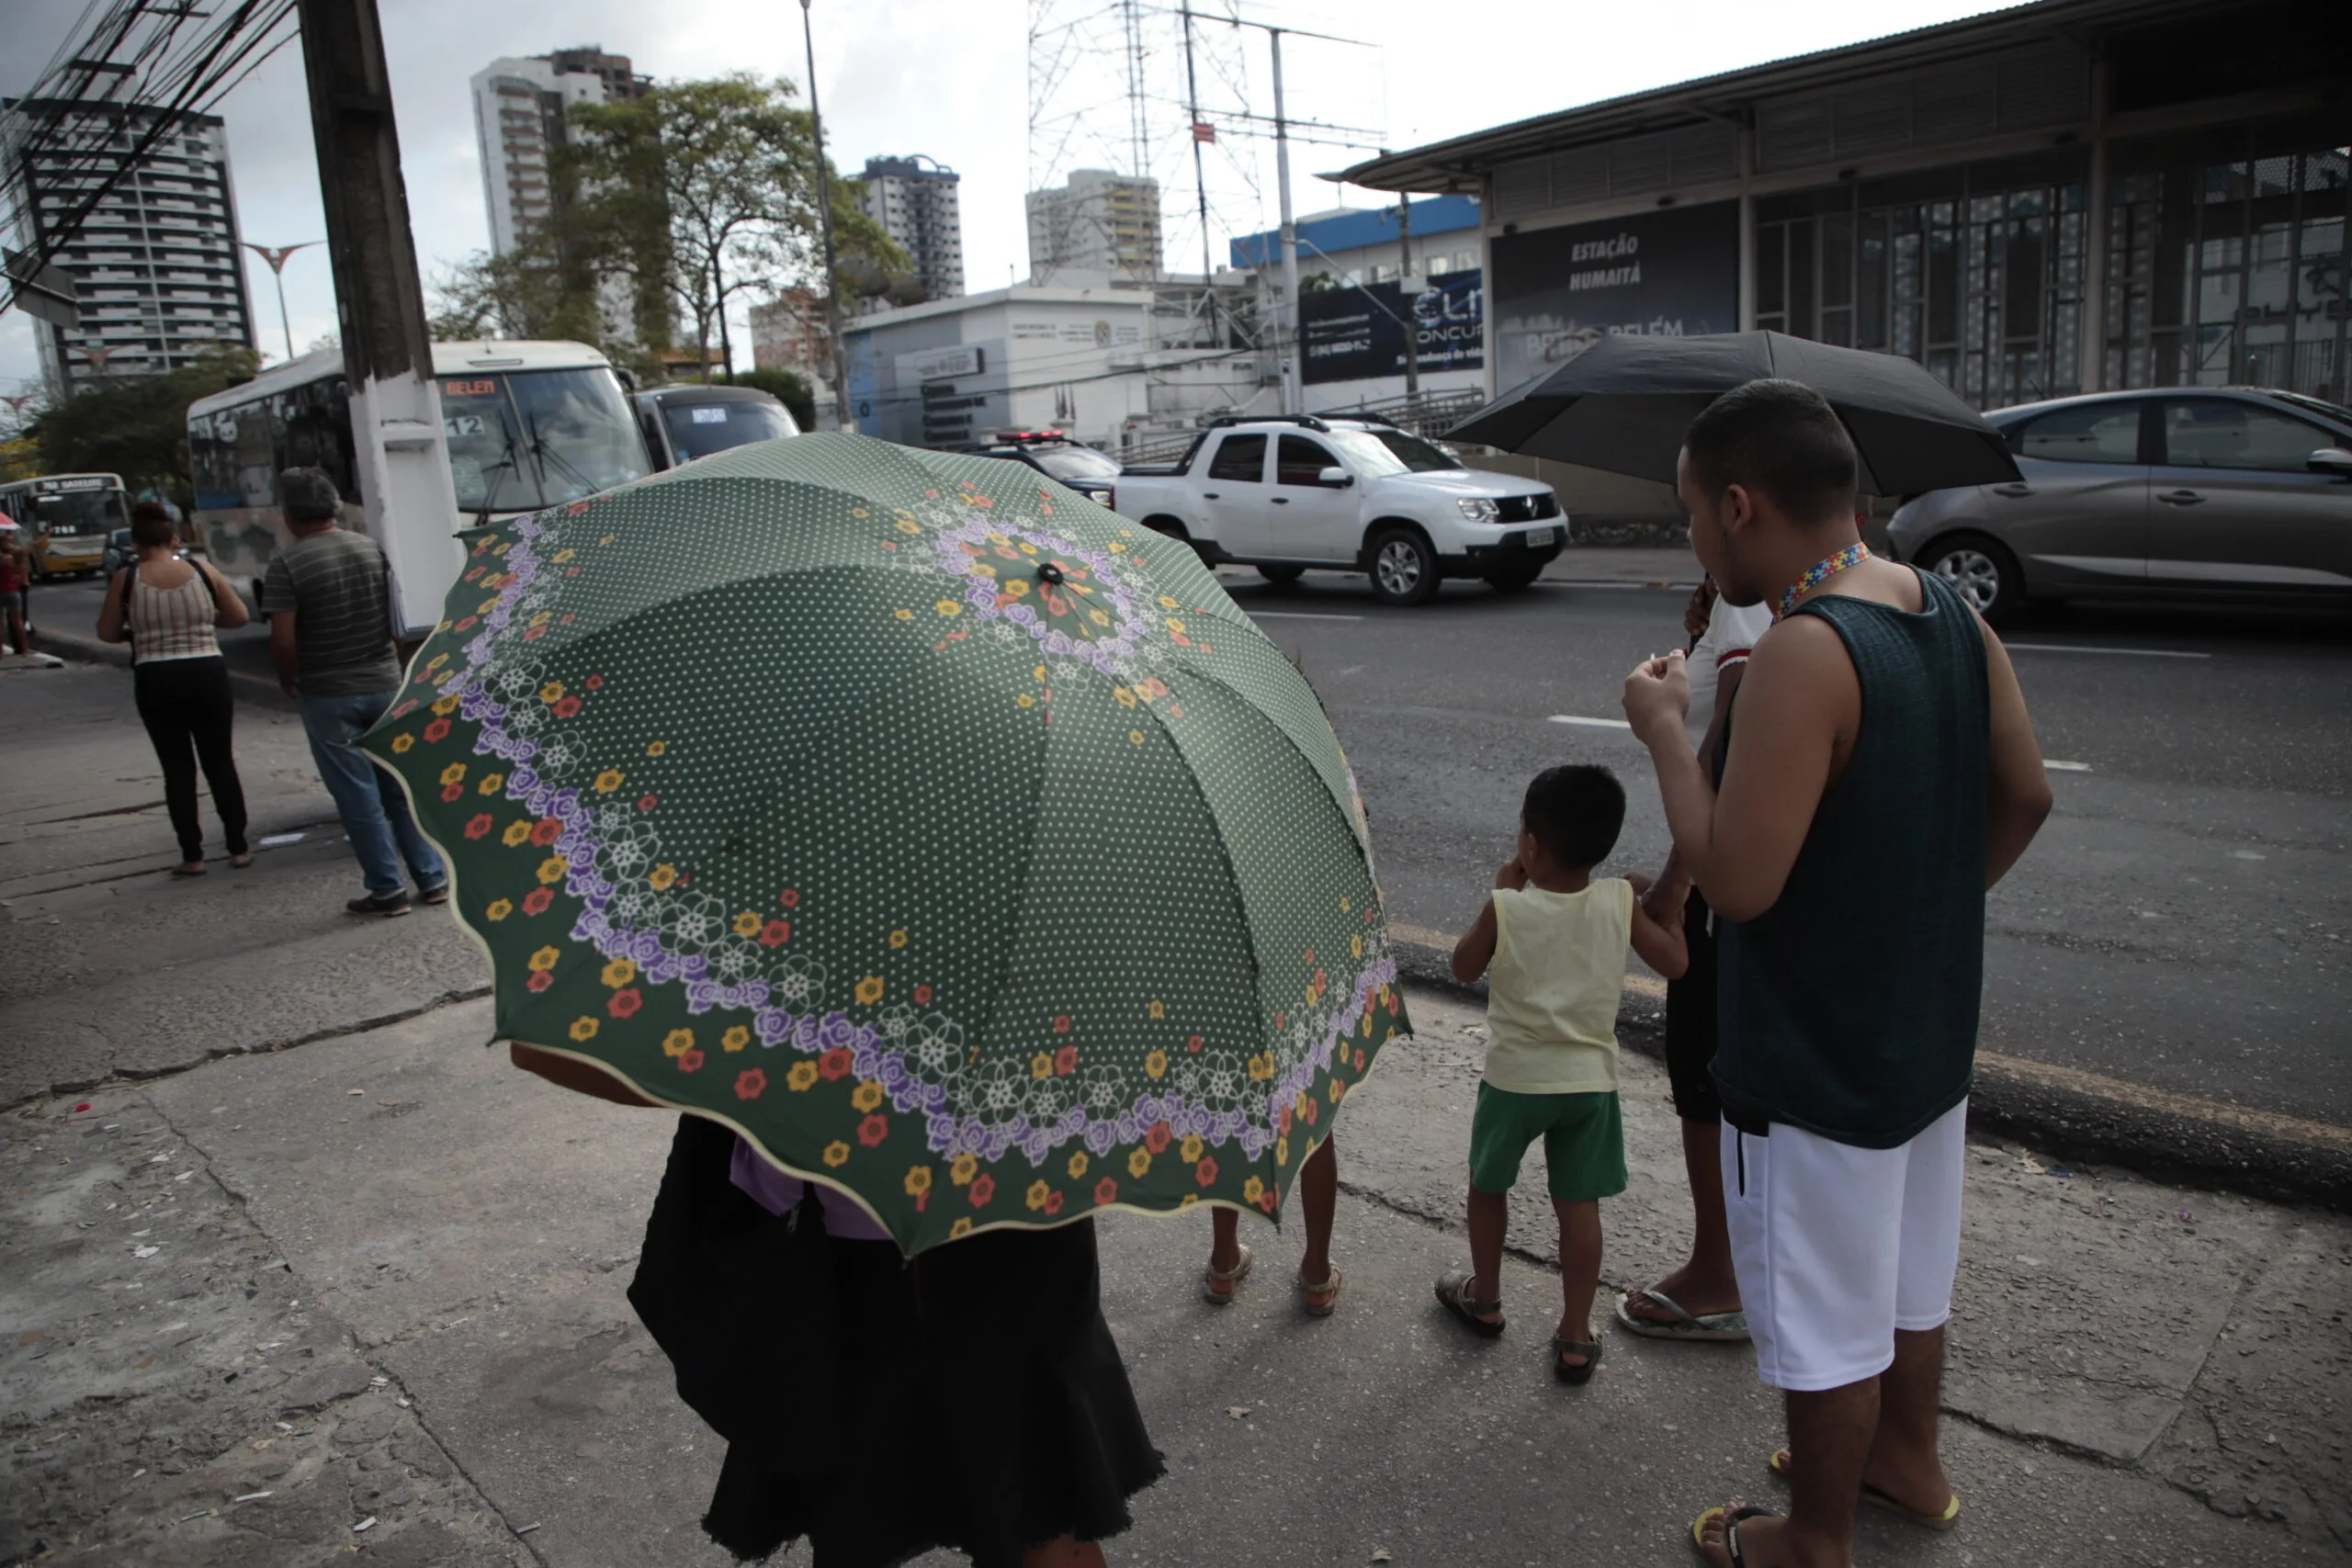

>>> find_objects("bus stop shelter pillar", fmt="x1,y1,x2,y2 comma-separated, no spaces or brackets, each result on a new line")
2080,54,2112,395
1736,122,1758,333
296,0,459,638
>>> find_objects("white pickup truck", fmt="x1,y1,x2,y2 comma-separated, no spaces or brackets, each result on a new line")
1108,416,1566,605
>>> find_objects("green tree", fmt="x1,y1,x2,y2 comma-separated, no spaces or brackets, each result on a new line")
568,74,902,383
729,365,816,431
426,235,602,348
29,344,259,509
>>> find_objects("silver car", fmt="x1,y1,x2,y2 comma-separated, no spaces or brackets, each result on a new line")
1888,387,2352,621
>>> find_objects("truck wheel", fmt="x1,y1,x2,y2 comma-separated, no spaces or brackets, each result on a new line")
1484,562,1544,592
1367,526,1438,607
1258,564,1306,587
1917,531,2022,625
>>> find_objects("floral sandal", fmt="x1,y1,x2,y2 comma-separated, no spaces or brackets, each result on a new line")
1433,1267,1505,1338
1202,1243,1253,1305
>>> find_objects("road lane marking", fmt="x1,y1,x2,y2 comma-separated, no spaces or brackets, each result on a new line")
1250,611,1363,622
2007,643,2211,660
2043,760,2093,772
1379,935,2352,1155
1548,715,1633,729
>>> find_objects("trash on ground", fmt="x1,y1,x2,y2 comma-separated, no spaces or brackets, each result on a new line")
257,832,305,848
352,1517,378,1532
1226,1405,1250,1419
1372,1551,1395,1564
232,1491,272,1503
2047,1166,2071,1179
514,1523,542,1536
131,1246,159,1258
180,1508,216,1522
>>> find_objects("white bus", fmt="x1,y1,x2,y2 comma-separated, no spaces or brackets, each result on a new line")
187,339,650,606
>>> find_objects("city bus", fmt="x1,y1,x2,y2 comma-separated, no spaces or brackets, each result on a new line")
0,472,130,579
186,339,650,609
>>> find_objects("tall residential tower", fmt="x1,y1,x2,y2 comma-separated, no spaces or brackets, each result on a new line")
469,46,649,257
6,99,254,395
857,155,964,303
1025,170,1162,285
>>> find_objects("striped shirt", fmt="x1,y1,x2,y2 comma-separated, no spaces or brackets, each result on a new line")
260,528,401,696
127,561,223,663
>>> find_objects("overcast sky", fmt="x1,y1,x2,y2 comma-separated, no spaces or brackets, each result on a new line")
3,0,2032,394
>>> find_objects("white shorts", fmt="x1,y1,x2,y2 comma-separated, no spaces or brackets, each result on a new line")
1720,1099,1967,1393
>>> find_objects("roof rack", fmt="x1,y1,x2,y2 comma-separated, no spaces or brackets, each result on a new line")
1204,413,1330,433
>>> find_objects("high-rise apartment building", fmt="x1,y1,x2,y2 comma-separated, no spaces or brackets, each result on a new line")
6,99,254,396
1025,170,1162,284
857,155,964,303
469,46,649,257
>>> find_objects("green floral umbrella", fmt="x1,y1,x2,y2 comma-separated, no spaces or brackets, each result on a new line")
362,433,1407,1253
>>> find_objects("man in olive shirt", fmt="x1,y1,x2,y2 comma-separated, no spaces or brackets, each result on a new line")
261,467,447,917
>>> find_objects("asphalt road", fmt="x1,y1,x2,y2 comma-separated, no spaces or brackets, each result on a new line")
1202,564,2352,1129
30,564,2352,1126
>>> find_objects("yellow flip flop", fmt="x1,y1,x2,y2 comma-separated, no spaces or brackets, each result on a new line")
1690,1504,1773,1564
1768,1447,1960,1530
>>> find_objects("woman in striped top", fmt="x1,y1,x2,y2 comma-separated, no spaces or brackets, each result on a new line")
96,503,253,876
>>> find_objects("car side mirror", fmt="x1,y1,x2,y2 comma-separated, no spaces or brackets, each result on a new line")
2307,447,2352,479
1317,465,1353,488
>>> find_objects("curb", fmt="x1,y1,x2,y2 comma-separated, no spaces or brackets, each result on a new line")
31,626,130,670
1390,938,2352,1213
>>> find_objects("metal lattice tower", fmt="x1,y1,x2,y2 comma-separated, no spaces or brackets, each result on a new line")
1025,0,1261,288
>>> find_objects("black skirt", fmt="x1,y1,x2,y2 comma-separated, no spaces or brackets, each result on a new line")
639,1119,1164,1567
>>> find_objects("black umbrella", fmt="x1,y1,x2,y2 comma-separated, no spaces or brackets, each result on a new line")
1445,331,2020,496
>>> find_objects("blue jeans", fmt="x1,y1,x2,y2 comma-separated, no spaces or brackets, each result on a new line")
300,689,446,901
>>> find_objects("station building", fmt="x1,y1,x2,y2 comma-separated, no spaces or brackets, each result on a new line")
1342,0,2349,512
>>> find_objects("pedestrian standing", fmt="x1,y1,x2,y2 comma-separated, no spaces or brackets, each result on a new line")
0,519,29,656
1618,379,2052,1567
96,502,254,875
513,1047,1165,1568
260,467,448,917
1434,764,1686,1382
1617,573,1772,1346
1201,1136,1341,1315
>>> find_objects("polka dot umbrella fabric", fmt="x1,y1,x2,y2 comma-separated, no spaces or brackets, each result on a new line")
361,433,1408,1253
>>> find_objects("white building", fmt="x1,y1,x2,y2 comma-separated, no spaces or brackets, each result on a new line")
469,46,648,257
1025,170,1162,285
843,281,1256,455
6,98,254,396
859,155,964,303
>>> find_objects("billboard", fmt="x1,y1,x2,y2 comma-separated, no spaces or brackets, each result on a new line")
1300,271,1483,386
1489,201,1739,389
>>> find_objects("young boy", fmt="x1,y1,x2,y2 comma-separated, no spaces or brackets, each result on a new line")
1436,764,1688,1382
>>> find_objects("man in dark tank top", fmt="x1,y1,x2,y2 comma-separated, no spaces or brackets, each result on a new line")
1623,379,2053,1568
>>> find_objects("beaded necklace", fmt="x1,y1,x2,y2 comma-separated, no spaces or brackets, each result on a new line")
1777,541,1873,620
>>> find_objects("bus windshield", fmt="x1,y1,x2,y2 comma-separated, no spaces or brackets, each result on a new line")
29,484,129,535
443,367,649,514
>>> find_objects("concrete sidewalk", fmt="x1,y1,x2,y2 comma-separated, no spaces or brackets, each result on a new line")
6,988,2343,1567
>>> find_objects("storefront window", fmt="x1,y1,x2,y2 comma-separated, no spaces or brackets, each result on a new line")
1756,152,2087,409
2104,113,2347,403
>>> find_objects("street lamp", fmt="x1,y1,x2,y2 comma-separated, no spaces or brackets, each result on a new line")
241,241,322,364
797,0,851,430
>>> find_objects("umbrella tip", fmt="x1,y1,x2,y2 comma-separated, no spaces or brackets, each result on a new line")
1038,561,1067,585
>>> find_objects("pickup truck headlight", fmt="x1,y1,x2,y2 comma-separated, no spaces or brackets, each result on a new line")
1456,497,1500,524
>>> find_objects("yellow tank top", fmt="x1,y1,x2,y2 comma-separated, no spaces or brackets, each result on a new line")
1484,879,1633,1095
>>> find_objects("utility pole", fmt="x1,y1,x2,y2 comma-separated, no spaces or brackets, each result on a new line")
1396,197,1419,400
799,0,852,431
241,241,321,364
1181,7,1217,340
294,0,459,640
1270,27,1301,416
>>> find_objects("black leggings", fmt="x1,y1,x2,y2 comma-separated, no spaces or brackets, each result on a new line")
133,657,249,862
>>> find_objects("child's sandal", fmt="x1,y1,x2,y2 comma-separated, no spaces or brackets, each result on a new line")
1554,1334,1603,1384
1433,1267,1505,1337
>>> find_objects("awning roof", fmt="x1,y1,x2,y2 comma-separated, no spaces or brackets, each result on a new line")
1340,0,2216,191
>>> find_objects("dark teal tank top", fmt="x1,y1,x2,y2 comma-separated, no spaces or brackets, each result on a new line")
1712,568,1990,1148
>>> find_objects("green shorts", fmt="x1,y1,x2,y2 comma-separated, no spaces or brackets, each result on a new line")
1467,1083,1627,1202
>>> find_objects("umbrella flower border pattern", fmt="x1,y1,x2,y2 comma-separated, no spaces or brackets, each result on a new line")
375,465,1405,1247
